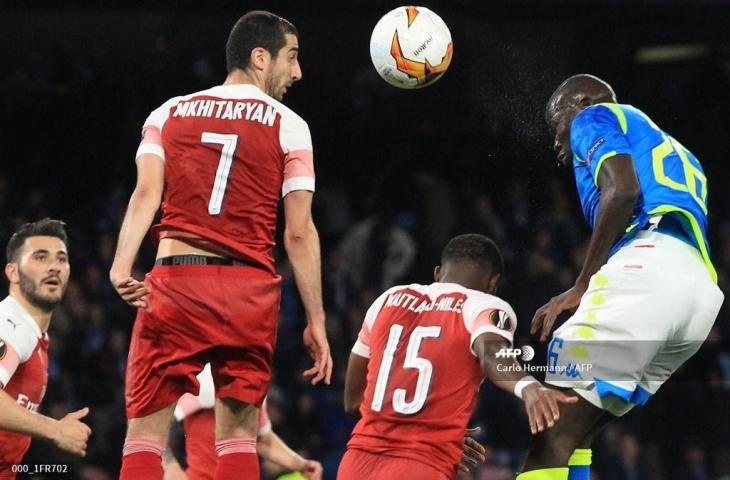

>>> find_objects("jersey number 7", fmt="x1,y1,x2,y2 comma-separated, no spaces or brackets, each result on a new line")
371,324,442,415
201,132,239,216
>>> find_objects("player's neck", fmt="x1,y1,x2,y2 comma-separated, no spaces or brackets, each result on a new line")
223,69,266,93
8,290,52,332
437,275,475,291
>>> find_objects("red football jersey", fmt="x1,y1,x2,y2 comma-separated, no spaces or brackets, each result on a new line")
347,283,517,478
136,84,315,273
0,296,49,474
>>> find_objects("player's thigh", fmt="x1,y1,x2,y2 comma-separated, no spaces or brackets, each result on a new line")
546,260,687,396
126,402,176,444
641,278,724,395
207,271,281,409
214,397,258,440
125,315,206,418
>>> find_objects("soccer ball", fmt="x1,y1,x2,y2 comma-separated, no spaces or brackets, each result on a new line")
369,6,453,89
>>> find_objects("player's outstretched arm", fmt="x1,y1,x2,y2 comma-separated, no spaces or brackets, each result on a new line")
0,388,90,456
110,153,164,308
283,190,332,385
474,333,577,434
343,352,368,417
531,154,640,341
258,430,323,480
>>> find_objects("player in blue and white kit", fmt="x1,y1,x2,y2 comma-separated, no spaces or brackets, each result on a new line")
516,74,724,480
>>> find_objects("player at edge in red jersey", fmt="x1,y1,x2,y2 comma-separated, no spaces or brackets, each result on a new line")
110,10,332,480
338,234,576,480
0,219,91,477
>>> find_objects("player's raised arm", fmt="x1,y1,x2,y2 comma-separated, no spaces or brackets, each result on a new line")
109,151,164,308
473,332,577,434
282,190,332,385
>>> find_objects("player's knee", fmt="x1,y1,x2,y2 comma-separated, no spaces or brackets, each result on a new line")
528,427,580,467
125,417,172,446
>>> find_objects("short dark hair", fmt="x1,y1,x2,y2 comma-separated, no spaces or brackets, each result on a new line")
226,10,298,74
441,234,504,276
6,218,68,263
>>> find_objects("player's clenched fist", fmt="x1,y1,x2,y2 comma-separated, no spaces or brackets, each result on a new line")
51,407,92,457
521,384,578,434
298,459,323,480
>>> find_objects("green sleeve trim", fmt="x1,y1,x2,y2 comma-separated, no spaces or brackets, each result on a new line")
593,150,618,186
599,103,628,134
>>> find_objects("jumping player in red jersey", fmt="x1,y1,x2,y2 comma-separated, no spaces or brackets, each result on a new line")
110,11,332,480
0,219,91,477
338,234,577,480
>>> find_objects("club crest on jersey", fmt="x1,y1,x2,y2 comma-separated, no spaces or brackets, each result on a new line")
489,310,511,331
585,137,605,166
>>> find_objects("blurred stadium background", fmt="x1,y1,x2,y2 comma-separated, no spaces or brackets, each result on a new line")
1,1,729,479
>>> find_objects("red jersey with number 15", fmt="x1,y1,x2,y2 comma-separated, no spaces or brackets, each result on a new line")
136,84,315,273
348,282,517,478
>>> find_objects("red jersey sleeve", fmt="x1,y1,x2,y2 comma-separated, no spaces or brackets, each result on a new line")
0,297,41,387
135,96,181,161
279,110,315,197
351,288,397,358
0,342,20,388
462,293,517,355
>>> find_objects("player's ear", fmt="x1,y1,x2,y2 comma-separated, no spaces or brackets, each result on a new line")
487,273,500,295
250,47,270,71
577,95,593,109
433,265,441,282
5,263,19,284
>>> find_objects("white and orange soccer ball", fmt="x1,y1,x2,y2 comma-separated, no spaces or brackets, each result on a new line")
369,6,453,89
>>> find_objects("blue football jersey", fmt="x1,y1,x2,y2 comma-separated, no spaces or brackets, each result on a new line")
570,103,716,282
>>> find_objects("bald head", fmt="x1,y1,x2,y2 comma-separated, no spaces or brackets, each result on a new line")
545,74,617,123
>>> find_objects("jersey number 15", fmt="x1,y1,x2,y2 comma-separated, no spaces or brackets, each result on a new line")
371,324,442,415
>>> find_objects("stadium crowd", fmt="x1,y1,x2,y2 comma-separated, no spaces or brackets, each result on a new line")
1,12,729,480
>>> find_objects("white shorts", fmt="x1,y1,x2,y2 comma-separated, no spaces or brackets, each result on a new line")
544,231,724,416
